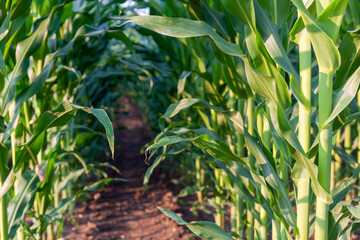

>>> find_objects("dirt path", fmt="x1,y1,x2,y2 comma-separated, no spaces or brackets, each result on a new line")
62,97,194,240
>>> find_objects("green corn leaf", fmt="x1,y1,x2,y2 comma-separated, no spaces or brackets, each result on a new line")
244,60,276,103
147,134,245,165
8,169,41,238
143,154,163,192
347,205,360,218
57,152,88,174
0,169,14,199
157,207,189,225
244,131,296,229
147,133,267,188
178,186,204,198
244,27,293,108
221,0,256,29
323,66,360,127
291,0,340,72
338,226,352,240
81,178,124,192
160,98,244,134
328,209,352,240
0,13,10,43
0,30,8,42
0,143,11,198
330,176,358,210
15,101,114,170
187,222,234,240
157,206,234,239
193,135,247,164
10,0,32,20
253,2,299,80
200,0,229,36
35,197,75,236
106,29,138,59
177,71,191,97
224,0,300,83
148,135,193,151
316,0,349,42
0,49,6,89
3,63,52,142
257,0,291,26
49,25,87,61
54,169,84,195
125,16,244,56
126,16,291,109
7,8,51,87
212,159,263,222
89,108,115,158
269,102,332,203
334,31,360,89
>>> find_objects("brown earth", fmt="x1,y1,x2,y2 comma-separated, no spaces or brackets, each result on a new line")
61,97,201,240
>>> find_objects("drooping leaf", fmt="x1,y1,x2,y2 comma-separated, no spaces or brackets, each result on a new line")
126,16,291,109
157,206,234,239
15,101,114,170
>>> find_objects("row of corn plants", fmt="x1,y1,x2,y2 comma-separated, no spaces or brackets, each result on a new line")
0,0,145,239
120,0,360,239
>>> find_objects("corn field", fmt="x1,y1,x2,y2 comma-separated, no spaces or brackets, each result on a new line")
0,0,360,239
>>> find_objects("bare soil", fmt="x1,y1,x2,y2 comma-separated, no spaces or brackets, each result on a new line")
62,97,199,240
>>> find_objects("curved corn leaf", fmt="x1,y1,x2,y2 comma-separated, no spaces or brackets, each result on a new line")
148,130,297,228
126,16,291,109
244,131,296,229
125,16,244,56
212,159,263,222
80,178,125,193
0,169,14,199
291,0,340,72
157,206,234,240
89,108,114,158
8,169,41,238
323,66,360,127
334,32,360,89
147,133,267,188
143,154,163,192
269,102,332,203
57,152,88,174
54,169,84,195
224,0,300,86
160,98,244,134
253,2,299,81
0,143,11,199
316,0,349,41
15,101,114,171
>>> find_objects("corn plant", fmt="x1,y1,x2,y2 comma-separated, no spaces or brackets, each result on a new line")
0,1,128,239
121,0,360,239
